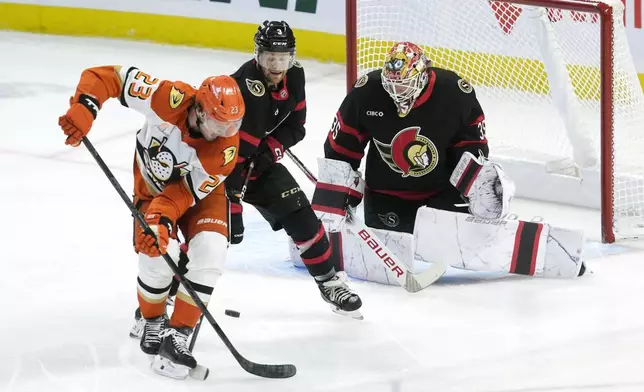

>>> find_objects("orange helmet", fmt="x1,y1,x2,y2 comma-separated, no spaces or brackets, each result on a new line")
195,75,245,140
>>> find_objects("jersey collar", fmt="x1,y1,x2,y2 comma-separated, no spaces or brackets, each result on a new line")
412,70,436,109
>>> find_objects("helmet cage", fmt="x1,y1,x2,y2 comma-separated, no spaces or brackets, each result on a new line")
381,71,429,116
381,42,431,116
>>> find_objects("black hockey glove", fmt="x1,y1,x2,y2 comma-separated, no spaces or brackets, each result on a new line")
250,136,284,177
227,188,245,244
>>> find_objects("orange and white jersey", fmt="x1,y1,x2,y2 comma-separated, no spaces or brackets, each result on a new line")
71,65,239,210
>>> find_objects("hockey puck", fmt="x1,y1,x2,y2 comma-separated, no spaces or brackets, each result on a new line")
225,309,240,318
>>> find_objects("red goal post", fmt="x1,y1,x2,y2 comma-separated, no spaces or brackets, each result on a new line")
345,0,644,243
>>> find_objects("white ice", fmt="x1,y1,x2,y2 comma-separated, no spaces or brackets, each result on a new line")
2,32,644,392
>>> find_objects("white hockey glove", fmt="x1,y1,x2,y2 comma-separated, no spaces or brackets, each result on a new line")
450,151,515,220
312,158,365,232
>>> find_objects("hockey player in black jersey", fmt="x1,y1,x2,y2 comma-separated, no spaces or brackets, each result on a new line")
312,41,513,235
226,21,362,318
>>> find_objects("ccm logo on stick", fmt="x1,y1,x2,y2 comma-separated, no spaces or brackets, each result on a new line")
357,229,404,278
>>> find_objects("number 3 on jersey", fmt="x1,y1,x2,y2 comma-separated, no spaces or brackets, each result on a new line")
128,71,159,100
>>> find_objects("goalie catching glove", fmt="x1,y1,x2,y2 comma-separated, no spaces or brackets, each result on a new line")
450,151,515,220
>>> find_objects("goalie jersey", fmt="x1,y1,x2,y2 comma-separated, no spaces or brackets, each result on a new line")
324,67,489,199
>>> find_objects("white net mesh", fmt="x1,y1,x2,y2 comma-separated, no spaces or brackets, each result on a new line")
355,0,644,238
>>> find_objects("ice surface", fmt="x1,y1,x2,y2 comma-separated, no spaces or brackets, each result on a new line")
2,32,644,392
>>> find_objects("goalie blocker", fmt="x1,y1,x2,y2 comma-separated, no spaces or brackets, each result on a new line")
290,158,585,285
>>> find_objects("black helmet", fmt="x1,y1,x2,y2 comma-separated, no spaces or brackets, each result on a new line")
254,21,296,72
254,20,295,53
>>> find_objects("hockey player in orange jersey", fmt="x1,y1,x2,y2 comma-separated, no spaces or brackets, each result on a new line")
58,65,245,379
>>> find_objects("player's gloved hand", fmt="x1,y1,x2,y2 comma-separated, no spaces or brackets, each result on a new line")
250,136,284,177
227,188,245,244
135,197,177,257
58,94,100,147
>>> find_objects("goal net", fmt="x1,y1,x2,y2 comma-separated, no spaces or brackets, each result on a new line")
347,0,644,242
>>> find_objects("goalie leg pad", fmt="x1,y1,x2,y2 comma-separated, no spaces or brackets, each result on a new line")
289,226,417,286
414,207,584,278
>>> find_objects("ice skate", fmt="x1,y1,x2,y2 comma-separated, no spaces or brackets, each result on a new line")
129,297,175,339
129,307,146,339
140,315,167,355
318,271,363,320
151,326,197,380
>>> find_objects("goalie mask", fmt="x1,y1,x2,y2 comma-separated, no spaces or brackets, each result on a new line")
381,42,431,117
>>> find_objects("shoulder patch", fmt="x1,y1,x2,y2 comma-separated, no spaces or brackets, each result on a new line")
169,86,185,109
457,78,473,94
222,146,237,166
245,78,265,97
354,74,368,88
293,61,303,68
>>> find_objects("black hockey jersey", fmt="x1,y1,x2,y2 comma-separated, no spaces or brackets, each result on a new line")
324,67,488,200
227,59,307,189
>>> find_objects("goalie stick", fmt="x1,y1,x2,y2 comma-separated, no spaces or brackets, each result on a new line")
82,137,297,379
285,150,446,293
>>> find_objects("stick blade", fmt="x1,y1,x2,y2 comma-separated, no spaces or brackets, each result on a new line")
239,357,297,379
403,262,447,293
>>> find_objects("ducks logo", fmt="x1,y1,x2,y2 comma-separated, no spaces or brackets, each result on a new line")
143,136,189,186
373,127,438,178
169,86,184,109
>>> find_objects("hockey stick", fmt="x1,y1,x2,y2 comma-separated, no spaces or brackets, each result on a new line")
285,149,446,293
239,160,255,200
82,137,297,379
188,314,203,352
189,161,255,352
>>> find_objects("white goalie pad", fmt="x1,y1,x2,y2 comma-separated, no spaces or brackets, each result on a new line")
290,226,422,286
414,207,584,278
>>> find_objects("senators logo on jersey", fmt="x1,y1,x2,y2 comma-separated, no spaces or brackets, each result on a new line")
373,127,438,178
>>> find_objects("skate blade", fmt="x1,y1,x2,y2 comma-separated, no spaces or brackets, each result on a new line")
150,355,190,380
331,305,364,320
